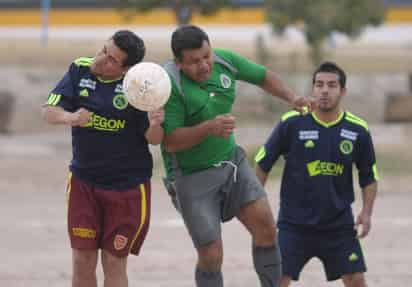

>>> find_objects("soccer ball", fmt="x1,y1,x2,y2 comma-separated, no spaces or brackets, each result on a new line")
123,62,171,111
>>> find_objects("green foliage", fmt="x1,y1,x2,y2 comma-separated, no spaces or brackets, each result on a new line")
119,0,164,12
264,0,385,64
118,0,233,25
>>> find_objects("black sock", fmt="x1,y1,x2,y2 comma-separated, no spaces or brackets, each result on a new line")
253,244,282,287
195,266,224,287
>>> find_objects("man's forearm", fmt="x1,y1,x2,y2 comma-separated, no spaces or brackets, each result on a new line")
145,125,164,145
256,165,268,186
261,70,296,104
163,120,213,153
41,105,71,125
361,182,378,215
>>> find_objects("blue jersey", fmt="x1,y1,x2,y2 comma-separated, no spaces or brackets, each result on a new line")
46,57,152,190
256,111,379,230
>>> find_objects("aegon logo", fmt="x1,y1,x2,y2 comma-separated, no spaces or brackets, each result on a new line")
307,160,344,177
84,113,126,132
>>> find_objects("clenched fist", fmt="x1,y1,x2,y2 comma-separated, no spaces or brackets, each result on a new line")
148,108,165,126
66,108,92,127
209,114,236,138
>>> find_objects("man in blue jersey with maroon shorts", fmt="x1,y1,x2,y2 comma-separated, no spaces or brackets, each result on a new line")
256,62,379,287
42,30,164,287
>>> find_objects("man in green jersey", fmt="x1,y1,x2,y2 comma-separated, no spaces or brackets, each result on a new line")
161,25,311,287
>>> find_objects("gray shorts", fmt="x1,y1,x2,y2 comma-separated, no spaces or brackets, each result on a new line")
164,146,267,248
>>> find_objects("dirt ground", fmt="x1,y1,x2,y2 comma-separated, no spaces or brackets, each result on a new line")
0,124,411,287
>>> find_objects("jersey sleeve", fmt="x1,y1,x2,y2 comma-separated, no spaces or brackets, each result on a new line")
356,130,379,188
162,82,186,135
136,110,150,134
214,48,266,85
255,120,288,173
45,63,78,112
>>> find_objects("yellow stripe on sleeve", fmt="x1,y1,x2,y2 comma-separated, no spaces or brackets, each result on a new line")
47,93,57,105
52,94,62,106
46,93,62,106
254,146,266,163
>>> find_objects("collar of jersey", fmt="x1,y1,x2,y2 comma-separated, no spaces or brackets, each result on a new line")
97,76,123,83
311,111,344,128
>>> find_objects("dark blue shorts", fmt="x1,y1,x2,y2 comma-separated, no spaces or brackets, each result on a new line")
278,226,367,281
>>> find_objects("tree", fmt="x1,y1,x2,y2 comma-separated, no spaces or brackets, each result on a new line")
265,0,385,64
119,0,234,26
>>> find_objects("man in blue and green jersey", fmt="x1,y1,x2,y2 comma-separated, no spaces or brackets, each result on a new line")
161,25,312,287
42,30,164,287
256,62,379,287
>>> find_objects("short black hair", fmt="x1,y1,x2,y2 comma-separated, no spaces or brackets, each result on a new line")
171,25,210,61
312,61,346,89
112,30,145,67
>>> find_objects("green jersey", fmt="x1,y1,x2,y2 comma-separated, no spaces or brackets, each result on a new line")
162,48,266,178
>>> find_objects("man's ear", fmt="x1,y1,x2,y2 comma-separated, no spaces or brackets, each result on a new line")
175,58,182,69
341,87,347,98
121,65,130,75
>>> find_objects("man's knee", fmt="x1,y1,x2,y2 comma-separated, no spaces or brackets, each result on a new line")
197,240,223,271
239,198,277,244
280,276,292,287
101,250,127,275
257,219,277,242
342,272,367,287
72,249,98,275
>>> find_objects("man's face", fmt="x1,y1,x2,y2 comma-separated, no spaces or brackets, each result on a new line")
91,39,128,80
312,72,345,112
176,40,213,83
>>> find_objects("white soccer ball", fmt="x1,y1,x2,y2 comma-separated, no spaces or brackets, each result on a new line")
123,62,171,111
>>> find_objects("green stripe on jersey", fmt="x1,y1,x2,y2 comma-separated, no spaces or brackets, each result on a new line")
47,93,61,106
281,110,300,122
47,93,56,105
255,146,266,163
345,111,369,130
74,57,93,67
53,94,62,105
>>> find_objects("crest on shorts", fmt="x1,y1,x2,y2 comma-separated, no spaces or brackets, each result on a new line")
113,234,128,250
339,139,353,155
113,94,128,110
220,74,232,89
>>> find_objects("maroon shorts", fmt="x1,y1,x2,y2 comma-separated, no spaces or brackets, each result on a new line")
66,173,151,257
